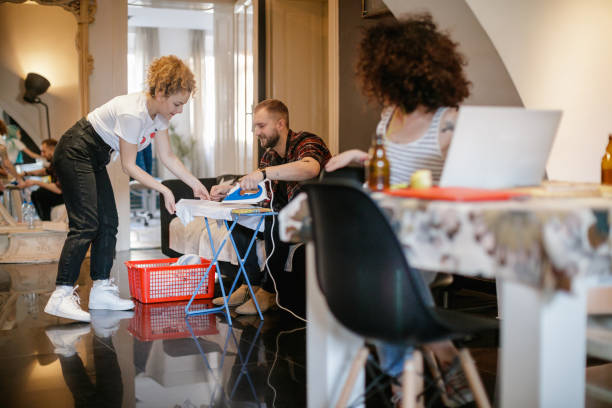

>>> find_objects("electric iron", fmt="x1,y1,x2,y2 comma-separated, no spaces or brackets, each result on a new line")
222,181,268,205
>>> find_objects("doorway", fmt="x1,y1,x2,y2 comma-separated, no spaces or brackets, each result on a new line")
127,1,257,250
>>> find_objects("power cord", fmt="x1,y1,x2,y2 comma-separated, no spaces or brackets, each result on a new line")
262,178,309,324
266,326,306,408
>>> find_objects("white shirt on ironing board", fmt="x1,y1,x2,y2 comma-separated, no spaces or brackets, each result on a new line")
87,92,168,154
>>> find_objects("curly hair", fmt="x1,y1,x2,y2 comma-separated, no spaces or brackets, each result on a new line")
147,55,196,97
356,13,470,113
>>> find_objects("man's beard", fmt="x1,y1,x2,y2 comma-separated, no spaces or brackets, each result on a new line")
259,129,280,149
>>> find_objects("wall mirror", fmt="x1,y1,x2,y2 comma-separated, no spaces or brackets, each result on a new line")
0,0,96,146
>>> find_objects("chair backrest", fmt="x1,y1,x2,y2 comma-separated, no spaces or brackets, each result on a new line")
303,180,442,344
319,166,365,184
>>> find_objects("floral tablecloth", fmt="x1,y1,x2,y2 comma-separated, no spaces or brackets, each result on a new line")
279,188,612,291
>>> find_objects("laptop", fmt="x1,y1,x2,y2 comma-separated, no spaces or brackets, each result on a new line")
439,106,562,189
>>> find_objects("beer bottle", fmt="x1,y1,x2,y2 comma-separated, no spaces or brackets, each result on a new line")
602,134,612,185
365,133,390,191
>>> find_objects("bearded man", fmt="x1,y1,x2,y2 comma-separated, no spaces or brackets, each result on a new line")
209,99,331,314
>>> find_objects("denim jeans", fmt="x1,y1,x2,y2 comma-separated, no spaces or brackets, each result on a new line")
376,343,414,378
53,118,117,286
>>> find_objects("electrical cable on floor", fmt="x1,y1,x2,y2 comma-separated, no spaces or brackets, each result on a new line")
266,326,306,408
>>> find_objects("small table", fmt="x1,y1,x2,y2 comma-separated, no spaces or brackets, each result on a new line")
175,199,276,325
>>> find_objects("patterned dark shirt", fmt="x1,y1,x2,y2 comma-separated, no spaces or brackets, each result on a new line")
260,130,331,211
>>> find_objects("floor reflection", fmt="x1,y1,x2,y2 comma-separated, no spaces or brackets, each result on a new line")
0,249,306,408
47,321,124,408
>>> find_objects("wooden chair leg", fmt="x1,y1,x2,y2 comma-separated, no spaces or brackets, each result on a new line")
415,351,424,408
457,348,492,408
401,349,424,408
335,346,369,408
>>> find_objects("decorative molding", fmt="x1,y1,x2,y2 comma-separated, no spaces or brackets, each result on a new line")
1,0,97,116
328,0,339,154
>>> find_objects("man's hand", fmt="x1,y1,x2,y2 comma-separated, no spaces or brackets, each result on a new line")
239,169,264,191
210,184,233,201
23,179,38,188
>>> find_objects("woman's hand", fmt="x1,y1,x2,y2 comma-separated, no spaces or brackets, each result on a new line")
325,149,369,172
161,189,176,214
192,182,211,200
210,184,233,201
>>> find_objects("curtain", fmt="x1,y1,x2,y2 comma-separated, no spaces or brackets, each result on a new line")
213,3,245,176
132,27,159,176
132,27,160,93
189,29,211,178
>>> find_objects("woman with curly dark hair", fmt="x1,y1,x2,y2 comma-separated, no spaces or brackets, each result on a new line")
44,55,210,323
326,15,476,407
326,13,470,187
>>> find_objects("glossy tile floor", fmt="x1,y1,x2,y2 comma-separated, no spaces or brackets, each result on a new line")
0,249,306,408
1,249,611,407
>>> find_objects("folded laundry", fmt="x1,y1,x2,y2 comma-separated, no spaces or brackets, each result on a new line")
172,254,202,266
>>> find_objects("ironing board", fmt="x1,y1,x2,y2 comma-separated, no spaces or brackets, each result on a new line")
175,199,276,325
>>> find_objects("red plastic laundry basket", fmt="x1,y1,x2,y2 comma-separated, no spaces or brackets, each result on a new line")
125,257,215,304
128,299,218,341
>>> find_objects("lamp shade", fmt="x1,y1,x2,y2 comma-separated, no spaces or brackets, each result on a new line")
24,73,50,103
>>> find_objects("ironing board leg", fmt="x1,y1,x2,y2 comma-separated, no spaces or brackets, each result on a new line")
225,217,266,321
185,218,238,325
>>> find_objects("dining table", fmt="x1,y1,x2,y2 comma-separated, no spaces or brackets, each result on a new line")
278,181,612,408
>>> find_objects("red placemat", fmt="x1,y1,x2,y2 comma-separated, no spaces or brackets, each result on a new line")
384,186,525,201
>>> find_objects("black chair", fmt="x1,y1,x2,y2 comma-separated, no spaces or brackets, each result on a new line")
302,180,497,408
318,166,365,183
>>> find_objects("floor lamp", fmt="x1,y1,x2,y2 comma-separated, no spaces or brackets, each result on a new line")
23,73,51,140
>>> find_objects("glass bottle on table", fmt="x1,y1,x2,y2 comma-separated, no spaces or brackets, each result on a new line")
602,134,612,185
365,133,390,192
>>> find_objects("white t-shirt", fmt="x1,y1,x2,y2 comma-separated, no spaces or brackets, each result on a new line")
87,92,169,153
0,136,26,163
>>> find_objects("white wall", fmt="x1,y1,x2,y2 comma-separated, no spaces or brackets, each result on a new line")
383,0,523,109
385,0,612,182
89,0,130,251
0,3,80,143
466,0,612,182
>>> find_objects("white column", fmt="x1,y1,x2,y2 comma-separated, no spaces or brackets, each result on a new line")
306,242,365,408
500,279,587,408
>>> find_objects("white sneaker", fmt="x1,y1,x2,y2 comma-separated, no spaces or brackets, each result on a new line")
45,323,91,357
90,309,134,338
88,278,135,310
44,286,91,322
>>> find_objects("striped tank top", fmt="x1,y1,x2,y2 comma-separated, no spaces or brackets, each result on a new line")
377,106,447,186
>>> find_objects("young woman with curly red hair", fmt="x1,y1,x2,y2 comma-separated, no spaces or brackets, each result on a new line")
326,14,476,407
45,55,210,322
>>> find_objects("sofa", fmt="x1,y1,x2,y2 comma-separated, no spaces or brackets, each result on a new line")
159,176,306,314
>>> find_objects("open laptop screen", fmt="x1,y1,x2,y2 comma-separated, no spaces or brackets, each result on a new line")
439,106,562,189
